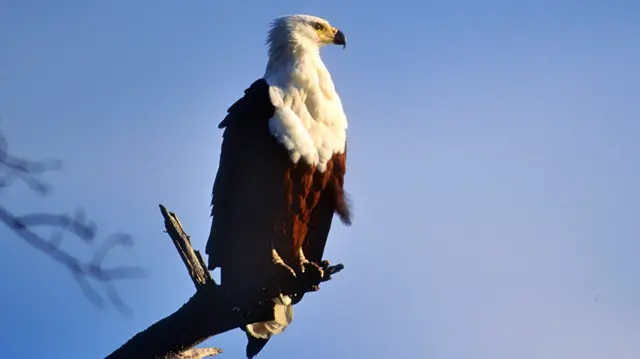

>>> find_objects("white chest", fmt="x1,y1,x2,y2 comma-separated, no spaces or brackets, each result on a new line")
264,56,348,172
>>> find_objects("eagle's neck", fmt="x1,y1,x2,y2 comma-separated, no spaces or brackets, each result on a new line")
265,35,320,74
263,39,348,172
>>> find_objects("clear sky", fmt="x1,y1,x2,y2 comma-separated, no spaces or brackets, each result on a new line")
1,1,639,358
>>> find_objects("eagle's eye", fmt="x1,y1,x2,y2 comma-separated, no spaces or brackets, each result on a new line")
313,22,325,31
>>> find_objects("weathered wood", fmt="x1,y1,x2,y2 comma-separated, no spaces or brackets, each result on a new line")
160,204,214,290
105,284,272,359
176,347,224,359
104,204,343,359
104,205,272,359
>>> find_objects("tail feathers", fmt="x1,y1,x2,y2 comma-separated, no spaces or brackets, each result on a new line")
244,331,269,359
335,188,353,226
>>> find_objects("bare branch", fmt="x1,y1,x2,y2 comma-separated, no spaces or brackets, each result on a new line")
0,206,146,314
0,127,144,314
13,210,97,243
0,129,62,195
105,205,344,359
160,204,214,290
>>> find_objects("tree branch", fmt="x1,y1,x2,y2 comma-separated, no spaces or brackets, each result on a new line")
0,205,146,314
160,204,213,290
104,205,270,359
0,126,145,315
0,128,61,195
105,205,344,358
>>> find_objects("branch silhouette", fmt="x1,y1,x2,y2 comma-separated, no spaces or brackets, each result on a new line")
105,205,343,358
0,127,145,315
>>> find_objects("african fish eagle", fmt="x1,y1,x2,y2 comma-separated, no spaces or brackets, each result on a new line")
205,14,352,358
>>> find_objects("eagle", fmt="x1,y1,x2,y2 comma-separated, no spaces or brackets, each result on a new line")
205,14,352,358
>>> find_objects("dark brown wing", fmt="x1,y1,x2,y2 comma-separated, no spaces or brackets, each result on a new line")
206,78,291,306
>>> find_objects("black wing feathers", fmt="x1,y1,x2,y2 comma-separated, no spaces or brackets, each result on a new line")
206,79,274,270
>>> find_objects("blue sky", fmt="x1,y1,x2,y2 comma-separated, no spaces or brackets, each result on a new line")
1,1,639,358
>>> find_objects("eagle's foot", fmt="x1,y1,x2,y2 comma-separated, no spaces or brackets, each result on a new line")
302,261,324,281
319,259,331,270
297,248,324,288
272,248,296,279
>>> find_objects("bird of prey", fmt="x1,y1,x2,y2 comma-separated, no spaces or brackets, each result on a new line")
205,14,352,358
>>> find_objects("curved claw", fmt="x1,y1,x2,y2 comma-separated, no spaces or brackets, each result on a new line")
272,249,296,279
302,260,324,286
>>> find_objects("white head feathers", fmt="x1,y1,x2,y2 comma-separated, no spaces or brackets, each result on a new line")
263,14,348,172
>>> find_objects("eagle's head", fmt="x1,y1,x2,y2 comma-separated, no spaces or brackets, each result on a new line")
267,14,347,54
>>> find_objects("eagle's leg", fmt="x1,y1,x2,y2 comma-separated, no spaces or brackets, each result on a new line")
297,248,324,289
272,248,297,278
